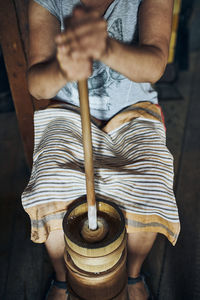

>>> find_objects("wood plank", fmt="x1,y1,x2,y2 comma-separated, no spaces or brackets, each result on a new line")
0,198,17,298
0,111,30,196
4,204,53,300
0,109,53,299
0,0,34,167
0,111,29,299
158,51,200,299
143,62,192,299
14,0,29,59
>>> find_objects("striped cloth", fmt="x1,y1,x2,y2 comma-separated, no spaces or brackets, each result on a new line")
22,102,180,245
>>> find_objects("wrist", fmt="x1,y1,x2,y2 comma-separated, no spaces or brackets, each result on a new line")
55,58,69,85
100,37,115,63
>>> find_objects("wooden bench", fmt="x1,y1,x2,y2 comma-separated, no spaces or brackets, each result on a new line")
0,0,49,167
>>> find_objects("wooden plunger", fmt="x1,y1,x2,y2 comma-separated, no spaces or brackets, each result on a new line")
78,80,96,229
78,79,108,242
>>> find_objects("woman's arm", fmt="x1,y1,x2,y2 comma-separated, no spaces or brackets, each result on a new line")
55,0,174,84
28,0,174,99
27,1,92,100
27,0,65,99
101,0,174,83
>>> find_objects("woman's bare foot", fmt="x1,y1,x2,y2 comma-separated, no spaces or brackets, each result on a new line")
46,285,68,300
128,280,149,300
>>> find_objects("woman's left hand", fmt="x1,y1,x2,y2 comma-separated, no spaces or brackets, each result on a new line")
55,6,109,62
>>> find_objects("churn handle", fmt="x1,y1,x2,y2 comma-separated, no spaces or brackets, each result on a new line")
78,80,97,230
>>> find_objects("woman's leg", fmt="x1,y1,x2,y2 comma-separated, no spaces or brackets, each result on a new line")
127,231,157,300
45,230,67,300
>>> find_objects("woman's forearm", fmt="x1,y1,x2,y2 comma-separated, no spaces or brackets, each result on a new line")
27,57,67,100
28,38,168,100
102,38,168,84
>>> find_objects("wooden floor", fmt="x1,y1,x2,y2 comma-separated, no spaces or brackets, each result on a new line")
1,6,200,300
0,111,53,300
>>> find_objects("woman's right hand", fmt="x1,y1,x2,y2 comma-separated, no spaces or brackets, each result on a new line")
55,8,93,82
56,38,93,82
55,5,108,82
27,2,106,99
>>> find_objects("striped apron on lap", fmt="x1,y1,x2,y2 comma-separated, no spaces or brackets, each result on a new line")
22,102,180,245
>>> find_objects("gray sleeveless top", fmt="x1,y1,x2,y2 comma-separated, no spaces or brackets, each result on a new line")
34,0,158,120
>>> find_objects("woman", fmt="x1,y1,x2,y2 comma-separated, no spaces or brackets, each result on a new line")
22,0,179,299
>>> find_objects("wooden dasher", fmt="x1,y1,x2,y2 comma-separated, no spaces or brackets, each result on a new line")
63,80,127,300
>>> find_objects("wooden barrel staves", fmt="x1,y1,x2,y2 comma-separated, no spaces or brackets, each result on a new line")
63,197,127,300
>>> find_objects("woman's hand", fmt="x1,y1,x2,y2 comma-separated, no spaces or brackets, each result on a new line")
27,1,109,99
55,6,109,81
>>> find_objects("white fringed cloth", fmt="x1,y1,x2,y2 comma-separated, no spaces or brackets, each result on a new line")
22,102,180,245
